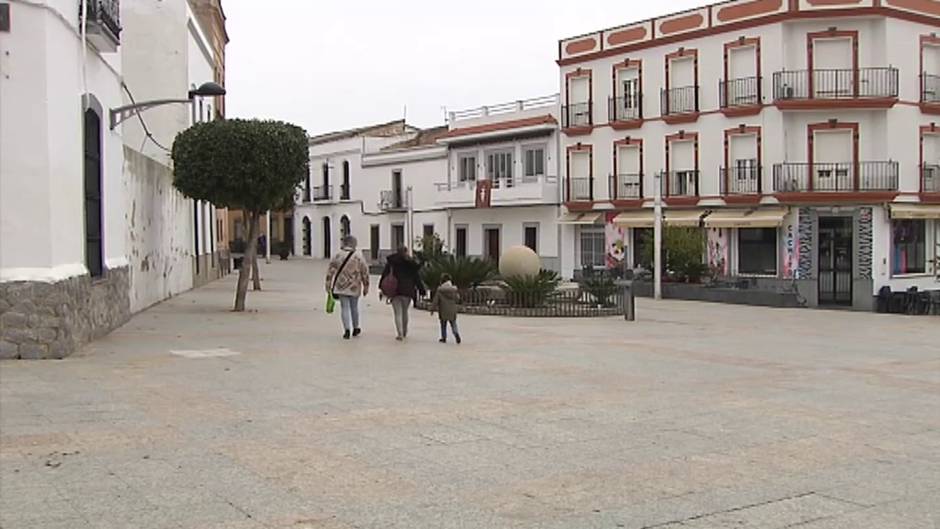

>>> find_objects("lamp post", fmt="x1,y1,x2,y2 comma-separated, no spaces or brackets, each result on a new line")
109,81,227,130
653,171,663,300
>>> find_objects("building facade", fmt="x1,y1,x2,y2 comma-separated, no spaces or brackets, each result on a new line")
293,96,564,272
0,0,229,359
557,0,940,309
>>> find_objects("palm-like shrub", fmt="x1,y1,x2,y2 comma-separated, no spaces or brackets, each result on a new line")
503,270,561,308
421,255,498,292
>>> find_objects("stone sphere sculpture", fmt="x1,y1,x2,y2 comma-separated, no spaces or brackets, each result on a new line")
499,245,541,279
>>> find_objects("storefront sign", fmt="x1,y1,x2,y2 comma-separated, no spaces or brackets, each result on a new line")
605,212,625,269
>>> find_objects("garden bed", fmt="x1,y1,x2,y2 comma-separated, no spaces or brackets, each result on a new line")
631,280,805,308
416,286,625,318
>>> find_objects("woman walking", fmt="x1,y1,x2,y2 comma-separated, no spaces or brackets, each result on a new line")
379,246,426,341
325,236,370,339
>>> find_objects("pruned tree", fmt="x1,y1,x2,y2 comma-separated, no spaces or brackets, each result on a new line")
172,119,308,311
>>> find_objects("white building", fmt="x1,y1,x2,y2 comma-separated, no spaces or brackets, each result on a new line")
556,0,940,309
294,95,564,272
0,0,228,359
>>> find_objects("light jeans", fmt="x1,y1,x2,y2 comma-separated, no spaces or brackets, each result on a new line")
391,296,411,338
337,295,360,331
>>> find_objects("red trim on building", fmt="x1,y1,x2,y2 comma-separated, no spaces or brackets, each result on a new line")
610,59,644,129
557,8,940,66
775,98,898,110
722,36,762,115
566,143,594,203
664,131,700,198
564,69,594,135
807,29,859,97
664,48,700,122
921,34,940,114
612,137,644,202
920,123,939,198
723,125,762,196
442,115,558,139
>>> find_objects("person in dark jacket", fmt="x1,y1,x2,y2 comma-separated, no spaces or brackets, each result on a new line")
380,247,426,341
431,274,461,344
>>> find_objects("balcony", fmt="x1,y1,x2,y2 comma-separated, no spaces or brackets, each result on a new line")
922,73,940,113
312,185,333,202
380,190,407,211
339,184,351,201
773,162,899,195
80,0,121,52
773,68,899,109
662,170,700,199
567,177,593,202
720,165,763,196
610,173,643,201
719,77,761,116
561,102,592,133
923,164,940,194
435,176,559,207
608,95,642,128
661,85,699,124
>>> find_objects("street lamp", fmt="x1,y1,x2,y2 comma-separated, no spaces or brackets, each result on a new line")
109,81,227,130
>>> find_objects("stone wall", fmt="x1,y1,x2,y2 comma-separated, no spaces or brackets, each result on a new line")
0,267,131,359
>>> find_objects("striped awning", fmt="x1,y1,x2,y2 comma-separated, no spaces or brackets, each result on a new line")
704,208,789,228
664,209,708,227
613,210,654,228
889,204,940,220
558,212,602,225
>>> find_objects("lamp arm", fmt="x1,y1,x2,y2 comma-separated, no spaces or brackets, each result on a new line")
109,98,194,130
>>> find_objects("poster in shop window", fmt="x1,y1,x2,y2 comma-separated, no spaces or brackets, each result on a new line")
707,228,728,276
605,212,626,269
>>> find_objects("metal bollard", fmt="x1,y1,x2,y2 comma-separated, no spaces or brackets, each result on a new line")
622,280,635,321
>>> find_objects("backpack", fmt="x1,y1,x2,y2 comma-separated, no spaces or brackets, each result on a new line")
380,269,398,298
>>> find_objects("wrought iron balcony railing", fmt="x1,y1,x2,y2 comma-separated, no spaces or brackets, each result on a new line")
608,95,642,122
923,164,940,193
661,170,700,197
773,162,898,192
720,165,762,195
81,0,121,41
568,177,593,201
561,102,592,128
719,76,761,108
312,185,333,201
661,85,699,115
380,190,407,210
922,73,940,104
610,173,643,200
773,68,899,101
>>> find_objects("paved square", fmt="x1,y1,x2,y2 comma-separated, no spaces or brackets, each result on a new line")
1,260,938,529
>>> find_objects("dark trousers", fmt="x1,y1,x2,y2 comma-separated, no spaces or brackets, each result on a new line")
439,319,459,340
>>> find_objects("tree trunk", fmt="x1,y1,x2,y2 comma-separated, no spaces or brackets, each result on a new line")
234,211,259,311
251,252,261,291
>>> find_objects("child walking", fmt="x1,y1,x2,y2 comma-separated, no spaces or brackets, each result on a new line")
431,274,461,344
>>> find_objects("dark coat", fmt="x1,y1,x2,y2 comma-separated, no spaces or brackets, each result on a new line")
431,281,459,322
381,254,426,302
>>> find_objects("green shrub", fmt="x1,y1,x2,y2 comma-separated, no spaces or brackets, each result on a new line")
582,276,618,307
415,233,447,265
503,270,561,308
421,255,497,292
641,227,708,283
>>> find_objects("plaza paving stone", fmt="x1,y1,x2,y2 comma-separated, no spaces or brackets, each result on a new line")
1,259,938,529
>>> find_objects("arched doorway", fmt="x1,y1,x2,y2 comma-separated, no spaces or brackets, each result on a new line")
322,216,332,258
302,217,312,256
340,215,351,239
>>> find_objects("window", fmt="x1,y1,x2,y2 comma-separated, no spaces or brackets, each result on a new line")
340,216,351,238
486,151,513,187
892,220,926,275
459,155,476,183
622,78,640,109
738,228,777,275
456,226,468,258
423,224,434,238
580,228,605,269
523,147,545,180
322,162,329,186
391,224,405,251
370,225,380,260
341,160,350,200
524,225,538,253
83,107,104,277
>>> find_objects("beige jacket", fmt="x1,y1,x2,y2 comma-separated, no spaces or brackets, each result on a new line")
325,248,370,297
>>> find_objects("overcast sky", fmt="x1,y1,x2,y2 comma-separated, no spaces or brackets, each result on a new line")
223,0,705,136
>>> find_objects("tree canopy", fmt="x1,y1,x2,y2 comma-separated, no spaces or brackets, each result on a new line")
171,118,309,213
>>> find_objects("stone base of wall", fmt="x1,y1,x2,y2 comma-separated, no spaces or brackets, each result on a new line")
0,267,130,359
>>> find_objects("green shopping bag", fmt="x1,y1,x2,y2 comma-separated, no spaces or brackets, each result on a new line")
325,292,336,314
